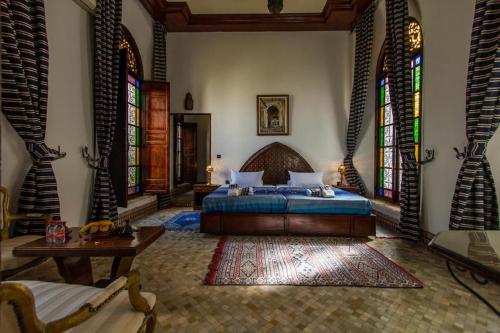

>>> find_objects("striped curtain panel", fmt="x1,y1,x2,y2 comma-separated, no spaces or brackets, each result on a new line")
152,21,167,81
450,0,500,230
343,2,375,195
89,0,122,221
1,0,64,219
385,0,420,240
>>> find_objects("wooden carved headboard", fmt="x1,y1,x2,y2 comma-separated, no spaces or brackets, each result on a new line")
240,142,314,185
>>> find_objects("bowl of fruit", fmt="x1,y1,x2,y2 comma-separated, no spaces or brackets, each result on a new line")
79,220,114,239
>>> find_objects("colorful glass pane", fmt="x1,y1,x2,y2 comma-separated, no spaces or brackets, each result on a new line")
384,148,393,168
128,126,135,146
379,148,383,166
385,83,391,104
414,92,420,117
128,74,135,84
380,108,384,126
416,55,421,65
414,118,420,143
135,127,141,145
136,167,141,183
384,168,393,189
379,169,384,188
128,105,136,125
409,20,423,53
384,105,393,125
384,125,393,146
380,86,385,105
415,144,420,162
136,87,140,106
128,146,136,166
128,84,136,104
128,167,136,186
384,189,393,199
415,66,421,91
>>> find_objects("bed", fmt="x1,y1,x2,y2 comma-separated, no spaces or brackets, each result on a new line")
200,142,375,237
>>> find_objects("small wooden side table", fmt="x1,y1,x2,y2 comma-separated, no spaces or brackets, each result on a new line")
13,226,164,286
193,184,220,210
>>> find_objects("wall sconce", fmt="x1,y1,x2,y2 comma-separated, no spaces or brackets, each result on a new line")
184,92,193,110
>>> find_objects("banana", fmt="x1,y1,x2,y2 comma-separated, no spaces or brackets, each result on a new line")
79,220,114,235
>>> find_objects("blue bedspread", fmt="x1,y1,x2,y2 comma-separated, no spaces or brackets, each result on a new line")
202,186,372,215
279,187,372,215
202,187,287,213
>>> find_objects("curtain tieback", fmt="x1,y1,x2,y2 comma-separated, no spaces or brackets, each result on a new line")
466,141,487,161
28,143,66,162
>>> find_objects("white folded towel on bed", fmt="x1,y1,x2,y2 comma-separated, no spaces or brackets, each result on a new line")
228,187,242,197
321,185,335,198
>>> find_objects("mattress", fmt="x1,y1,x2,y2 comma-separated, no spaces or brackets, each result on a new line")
280,187,372,215
202,186,372,215
202,186,287,213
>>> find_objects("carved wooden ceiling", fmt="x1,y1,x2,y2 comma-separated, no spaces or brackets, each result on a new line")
139,0,374,32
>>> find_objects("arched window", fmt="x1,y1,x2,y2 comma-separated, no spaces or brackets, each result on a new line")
375,18,423,201
119,27,143,198
111,26,145,204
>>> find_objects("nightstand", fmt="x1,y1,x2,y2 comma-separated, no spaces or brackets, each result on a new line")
193,184,221,210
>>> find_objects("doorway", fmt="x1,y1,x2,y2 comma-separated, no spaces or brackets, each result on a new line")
171,113,211,187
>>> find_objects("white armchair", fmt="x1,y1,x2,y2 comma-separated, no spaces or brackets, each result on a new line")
0,270,157,333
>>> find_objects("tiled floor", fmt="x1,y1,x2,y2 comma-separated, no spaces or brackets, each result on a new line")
9,208,500,333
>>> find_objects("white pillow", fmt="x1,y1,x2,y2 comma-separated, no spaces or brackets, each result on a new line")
230,170,264,187
288,171,324,187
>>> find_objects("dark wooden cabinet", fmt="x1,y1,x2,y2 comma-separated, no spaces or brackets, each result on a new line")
142,81,170,193
193,184,220,210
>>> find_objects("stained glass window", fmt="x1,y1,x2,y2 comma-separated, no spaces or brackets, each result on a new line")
127,73,142,195
376,18,423,201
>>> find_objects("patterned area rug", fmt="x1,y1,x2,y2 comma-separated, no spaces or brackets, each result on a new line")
205,236,423,288
162,211,200,231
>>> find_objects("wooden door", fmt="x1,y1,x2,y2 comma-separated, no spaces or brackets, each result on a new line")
182,123,197,183
142,81,170,193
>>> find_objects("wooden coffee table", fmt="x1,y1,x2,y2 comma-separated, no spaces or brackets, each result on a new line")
13,226,164,286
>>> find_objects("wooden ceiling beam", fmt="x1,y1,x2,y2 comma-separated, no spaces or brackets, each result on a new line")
139,0,374,32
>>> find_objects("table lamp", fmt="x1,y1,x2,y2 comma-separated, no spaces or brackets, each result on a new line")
206,164,214,185
338,163,346,186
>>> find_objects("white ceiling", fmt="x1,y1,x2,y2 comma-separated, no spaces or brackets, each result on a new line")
171,0,328,14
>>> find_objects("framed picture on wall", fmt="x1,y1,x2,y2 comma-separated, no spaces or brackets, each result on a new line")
257,95,289,136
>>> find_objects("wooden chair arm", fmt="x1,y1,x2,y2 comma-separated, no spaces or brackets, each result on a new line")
44,270,152,333
0,283,45,333
127,270,153,313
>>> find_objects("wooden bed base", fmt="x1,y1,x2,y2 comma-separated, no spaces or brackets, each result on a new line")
200,213,376,237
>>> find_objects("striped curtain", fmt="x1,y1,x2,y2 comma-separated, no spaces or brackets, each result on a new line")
450,0,500,230
1,0,64,219
343,2,375,196
152,21,167,81
385,0,420,240
89,0,122,221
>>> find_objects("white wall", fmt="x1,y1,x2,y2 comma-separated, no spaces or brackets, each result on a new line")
1,0,94,226
122,0,154,81
167,32,353,185
1,0,153,227
358,0,500,234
